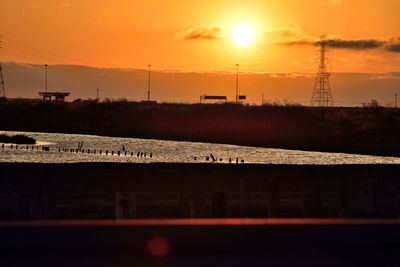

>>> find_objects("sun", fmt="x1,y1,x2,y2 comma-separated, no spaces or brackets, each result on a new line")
233,25,255,46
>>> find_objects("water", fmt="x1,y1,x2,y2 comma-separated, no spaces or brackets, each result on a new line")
0,130,399,164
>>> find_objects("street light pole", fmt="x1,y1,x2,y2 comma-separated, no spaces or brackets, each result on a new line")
44,64,48,94
236,64,239,104
96,88,100,102
147,64,151,101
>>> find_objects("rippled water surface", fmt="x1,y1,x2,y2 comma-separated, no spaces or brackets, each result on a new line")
0,130,399,164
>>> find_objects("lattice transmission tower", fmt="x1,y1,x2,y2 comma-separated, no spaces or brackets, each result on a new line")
310,35,333,107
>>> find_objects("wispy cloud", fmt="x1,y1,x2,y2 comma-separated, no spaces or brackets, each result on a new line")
279,34,400,53
180,25,223,40
385,38,400,52
282,38,385,50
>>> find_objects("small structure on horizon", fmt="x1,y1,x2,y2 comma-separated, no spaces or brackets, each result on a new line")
39,92,70,102
200,95,227,104
140,100,157,104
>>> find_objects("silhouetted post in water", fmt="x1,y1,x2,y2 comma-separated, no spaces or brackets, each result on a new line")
17,194,31,220
114,192,136,219
190,179,204,218
117,151,120,156
302,177,321,218
177,168,190,217
267,177,279,218
124,151,127,156
229,158,232,163
240,177,250,217
122,145,125,151
112,151,114,155
100,150,102,155
339,178,351,218
88,149,90,154
106,150,108,155
194,156,197,160
94,149,96,154
236,158,239,164
150,153,152,158
366,168,377,216
130,152,133,156
212,192,227,218
137,152,140,157
206,156,209,161
30,176,53,220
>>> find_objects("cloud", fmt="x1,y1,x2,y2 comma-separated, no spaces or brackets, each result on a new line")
180,25,223,40
325,39,385,50
60,0,77,8
385,38,400,52
386,43,400,52
280,37,388,51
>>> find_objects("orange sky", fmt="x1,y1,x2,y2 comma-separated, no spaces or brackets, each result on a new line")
1,0,400,73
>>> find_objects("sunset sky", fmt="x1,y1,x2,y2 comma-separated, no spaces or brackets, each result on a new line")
0,0,399,104
1,0,399,72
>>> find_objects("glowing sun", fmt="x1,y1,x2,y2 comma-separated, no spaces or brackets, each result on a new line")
233,25,255,46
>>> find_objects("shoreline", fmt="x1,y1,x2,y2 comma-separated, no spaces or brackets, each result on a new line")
1,102,400,157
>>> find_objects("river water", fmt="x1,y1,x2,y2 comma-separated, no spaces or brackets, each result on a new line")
0,130,399,164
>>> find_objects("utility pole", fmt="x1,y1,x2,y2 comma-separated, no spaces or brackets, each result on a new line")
96,88,100,102
395,93,398,108
44,64,48,94
147,64,151,101
262,92,264,106
0,63,5,99
235,64,239,104
0,36,6,99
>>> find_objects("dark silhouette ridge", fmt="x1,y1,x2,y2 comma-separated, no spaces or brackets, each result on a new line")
0,100,400,156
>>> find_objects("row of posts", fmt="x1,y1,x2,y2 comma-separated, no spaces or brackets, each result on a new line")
113,175,378,219
14,174,379,220
1,144,153,158
59,147,152,158
1,144,49,151
193,153,245,163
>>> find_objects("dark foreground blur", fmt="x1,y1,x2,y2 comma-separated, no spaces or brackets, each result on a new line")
0,219,399,266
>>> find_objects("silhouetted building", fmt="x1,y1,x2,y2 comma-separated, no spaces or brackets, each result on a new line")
39,92,70,102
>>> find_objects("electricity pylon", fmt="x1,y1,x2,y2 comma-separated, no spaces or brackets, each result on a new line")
310,35,334,107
